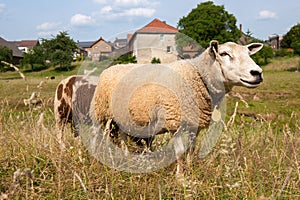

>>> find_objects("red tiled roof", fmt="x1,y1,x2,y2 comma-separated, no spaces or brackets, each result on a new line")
137,18,178,34
127,34,133,41
18,40,39,48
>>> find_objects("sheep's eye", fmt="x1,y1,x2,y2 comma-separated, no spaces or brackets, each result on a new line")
220,52,229,57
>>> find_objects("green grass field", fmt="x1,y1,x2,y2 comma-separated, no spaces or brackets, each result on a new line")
0,59,299,199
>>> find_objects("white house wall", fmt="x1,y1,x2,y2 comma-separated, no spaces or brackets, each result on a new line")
133,33,178,64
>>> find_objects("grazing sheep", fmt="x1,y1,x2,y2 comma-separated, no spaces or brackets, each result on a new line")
90,40,263,174
54,75,98,138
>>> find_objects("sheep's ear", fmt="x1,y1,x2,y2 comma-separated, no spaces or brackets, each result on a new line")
209,40,219,58
247,43,263,55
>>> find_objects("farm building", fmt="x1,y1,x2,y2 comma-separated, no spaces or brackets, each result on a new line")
0,37,24,65
128,18,179,64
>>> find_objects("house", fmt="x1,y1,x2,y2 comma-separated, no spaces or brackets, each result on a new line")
17,40,39,53
267,34,283,50
77,41,94,58
129,18,179,64
237,24,257,45
0,37,23,65
89,37,113,62
78,37,113,62
113,38,128,49
237,24,283,51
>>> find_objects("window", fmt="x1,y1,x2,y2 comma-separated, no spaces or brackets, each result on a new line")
160,34,164,41
167,46,172,53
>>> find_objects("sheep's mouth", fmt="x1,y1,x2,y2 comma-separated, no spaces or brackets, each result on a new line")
240,78,262,87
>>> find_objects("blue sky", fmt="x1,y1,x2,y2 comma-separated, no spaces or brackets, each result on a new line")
0,0,299,42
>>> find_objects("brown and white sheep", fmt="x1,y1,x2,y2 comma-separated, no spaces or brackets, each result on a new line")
89,40,263,173
54,75,98,138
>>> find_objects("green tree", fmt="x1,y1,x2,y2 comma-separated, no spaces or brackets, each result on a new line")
251,45,274,66
281,23,300,55
42,31,77,70
21,45,46,71
0,46,13,71
177,1,241,48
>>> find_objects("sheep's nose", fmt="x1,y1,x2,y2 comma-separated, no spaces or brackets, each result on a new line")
250,70,263,82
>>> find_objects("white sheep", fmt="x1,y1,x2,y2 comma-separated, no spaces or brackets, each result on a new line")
90,40,263,175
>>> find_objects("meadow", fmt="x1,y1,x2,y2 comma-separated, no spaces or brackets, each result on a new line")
0,57,299,199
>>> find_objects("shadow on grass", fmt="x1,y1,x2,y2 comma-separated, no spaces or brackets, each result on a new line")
23,65,49,73
285,67,299,72
0,76,23,80
54,65,77,72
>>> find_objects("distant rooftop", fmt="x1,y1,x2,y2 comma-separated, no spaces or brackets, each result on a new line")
77,41,94,48
136,18,178,34
18,40,39,48
0,37,23,57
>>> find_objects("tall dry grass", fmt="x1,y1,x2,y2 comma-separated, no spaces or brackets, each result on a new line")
0,70,300,199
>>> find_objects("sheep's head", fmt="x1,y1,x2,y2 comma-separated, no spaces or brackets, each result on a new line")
209,40,263,90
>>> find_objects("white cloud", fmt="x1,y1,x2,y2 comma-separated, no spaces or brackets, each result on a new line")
92,0,157,22
37,22,61,31
114,0,150,6
96,7,155,19
37,31,60,38
36,22,63,38
121,8,155,17
93,0,108,4
100,6,113,14
0,3,5,13
258,10,277,19
70,14,95,26
94,0,158,7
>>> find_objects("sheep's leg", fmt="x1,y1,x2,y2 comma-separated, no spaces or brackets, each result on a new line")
103,119,125,148
105,120,129,154
71,119,80,137
173,124,198,187
186,136,197,169
172,126,186,185
56,117,64,139
128,136,154,152
56,118,67,149
104,119,113,137
119,132,129,155
145,136,154,150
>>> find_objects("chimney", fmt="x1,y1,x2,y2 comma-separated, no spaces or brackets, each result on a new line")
239,24,242,32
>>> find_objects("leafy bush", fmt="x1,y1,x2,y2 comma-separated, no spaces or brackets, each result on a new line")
251,45,274,66
0,46,13,72
151,57,161,64
113,53,137,65
281,23,300,55
275,48,294,57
